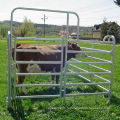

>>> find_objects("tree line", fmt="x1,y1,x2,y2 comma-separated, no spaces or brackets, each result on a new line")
0,18,81,39
0,18,120,43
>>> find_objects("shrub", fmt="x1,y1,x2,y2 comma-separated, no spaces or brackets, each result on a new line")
101,22,120,43
20,18,35,37
0,25,10,39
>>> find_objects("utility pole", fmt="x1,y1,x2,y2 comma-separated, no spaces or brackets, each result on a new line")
41,14,48,37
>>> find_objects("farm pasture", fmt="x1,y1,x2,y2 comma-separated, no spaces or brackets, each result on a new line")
0,40,120,120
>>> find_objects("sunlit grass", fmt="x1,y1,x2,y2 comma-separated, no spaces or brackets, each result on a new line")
0,40,120,120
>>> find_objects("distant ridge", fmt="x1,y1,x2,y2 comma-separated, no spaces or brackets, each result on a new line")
0,20,93,33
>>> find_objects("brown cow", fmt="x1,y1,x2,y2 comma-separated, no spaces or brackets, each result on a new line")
12,42,87,93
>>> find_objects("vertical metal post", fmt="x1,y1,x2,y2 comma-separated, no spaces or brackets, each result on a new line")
14,38,16,98
10,10,13,50
7,9,14,108
76,14,80,41
109,35,115,101
76,14,80,74
60,37,64,97
91,41,96,103
90,40,94,82
94,95,97,104
74,96,76,104
7,31,12,107
63,13,69,102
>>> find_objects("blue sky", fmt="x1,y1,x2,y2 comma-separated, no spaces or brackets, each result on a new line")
0,0,120,26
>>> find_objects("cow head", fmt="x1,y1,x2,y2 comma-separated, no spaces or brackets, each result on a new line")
68,42,87,58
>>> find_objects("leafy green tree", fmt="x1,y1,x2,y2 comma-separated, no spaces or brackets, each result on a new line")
13,27,21,37
107,23,120,43
101,21,108,39
0,25,10,38
114,0,120,6
113,0,120,43
101,21,120,43
20,18,35,37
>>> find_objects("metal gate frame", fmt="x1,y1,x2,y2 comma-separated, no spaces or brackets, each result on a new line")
63,35,115,102
7,7,80,107
7,7,115,108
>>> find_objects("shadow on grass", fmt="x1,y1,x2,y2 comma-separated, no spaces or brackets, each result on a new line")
8,99,26,120
27,87,63,103
29,85,102,104
8,76,105,120
69,76,103,93
8,81,26,120
7,86,105,120
110,95,120,105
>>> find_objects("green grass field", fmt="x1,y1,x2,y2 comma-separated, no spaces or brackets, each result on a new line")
0,40,120,120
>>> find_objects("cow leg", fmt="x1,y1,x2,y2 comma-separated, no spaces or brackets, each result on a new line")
56,75,59,84
51,75,55,84
18,76,27,94
55,66,60,84
18,64,27,94
55,75,60,90
18,76,25,84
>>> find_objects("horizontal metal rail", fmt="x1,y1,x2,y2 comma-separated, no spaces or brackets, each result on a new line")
69,64,87,72
16,49,111,54
15,94,60,99
71,58,111,73
16,37,62,41
68,68,96,83
16,84,60,87
89,64,111,72
67,50,111,54
95,75,110,83
16,61,62,64
66,72,111,75
69,65,110,82
16,49,61,53
68,39,114,44
67,61,112,64
81,47,111,53
69,63,110,73
66,82,110,86
66,92,109,97
16,73,61,76
68,68,110,92
12,7,79,16
88,56,111,63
